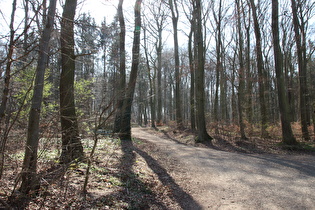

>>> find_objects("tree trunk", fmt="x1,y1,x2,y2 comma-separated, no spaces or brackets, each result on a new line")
213,0,223,134
188,22,196,131
119,0,142,140
156,27,163,125
19,0,57,194
235,0,247,140
313,102,315,138
271,0,297,145
290,0,310,141
113,0,126,133
59,0,83,163
194,0,212,143
169,0,183,129
249,0,269,138
143,25,156,128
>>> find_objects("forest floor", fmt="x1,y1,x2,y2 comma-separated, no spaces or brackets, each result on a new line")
1,125,315,209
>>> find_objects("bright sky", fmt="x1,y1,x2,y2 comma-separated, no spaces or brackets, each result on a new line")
0,0,159,52
0,0,134,35
77,0,134,24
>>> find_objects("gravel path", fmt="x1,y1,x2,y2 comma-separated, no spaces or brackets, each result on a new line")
132,127,315,210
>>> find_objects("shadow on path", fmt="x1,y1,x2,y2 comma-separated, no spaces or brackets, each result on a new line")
133,140,202,210
121,138,202,210
247,153,315,177
118,139,169,209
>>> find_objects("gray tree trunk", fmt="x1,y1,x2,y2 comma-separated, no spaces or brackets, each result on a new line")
249,0,270,138
235,0,247,140
271,0,297,145
143,25,156,128
119,0,142,140
59,0,83,163
213,0,223,134
113,0,126,133
19,0,57,194
194,0,212,143
290,0,310,141
188,21,196,131
169,0,183,129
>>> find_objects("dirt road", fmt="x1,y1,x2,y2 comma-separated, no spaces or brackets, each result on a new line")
132,127,315,210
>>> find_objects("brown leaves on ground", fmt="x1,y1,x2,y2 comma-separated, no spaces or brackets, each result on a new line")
1,123,314,209
1,135,182,209
153,123,315,155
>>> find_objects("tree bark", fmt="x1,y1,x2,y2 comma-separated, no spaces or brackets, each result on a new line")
19,0,57,194
143,25,156,128
169,0,183,129
59,0,83,163
113,0,126,133
119,0,142,140
188,20,196,131
213,0,223,134
290,0,310,141
271,0,297,145
249,0,269,138
156,23,163,125
194,0,212,143
235,0,247,140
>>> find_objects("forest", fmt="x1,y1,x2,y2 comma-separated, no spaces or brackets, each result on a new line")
0,0,314,208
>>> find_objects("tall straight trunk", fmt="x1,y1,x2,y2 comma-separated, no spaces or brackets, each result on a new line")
194,0,212,143
236,0,247,140
156,28,163,125
245,15,253,125
313,102,315,137
169,0,183,129
113,0,126,133
19,0,57,194
59,0,83,163
188,23,196,131
119,0,142,140
143,26,156,128
271,0,297,145
249,0,269,138
290,0,310,141
231,57,238,124
213,0,223,134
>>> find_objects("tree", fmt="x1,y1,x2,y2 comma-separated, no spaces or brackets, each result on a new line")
187,5,196,131
0,0,17,180
194,0,212,143
248,0,269,138
59,0,84,163
142,23,156,128
235,0,247,140
271,0,297,145
113,0,126,133
76,13,98,80
168,0,183,129
212,0,224,134
148,0,168,125
290,0,310,141
119,0,142,140
19,0,57,194
0,0,17,125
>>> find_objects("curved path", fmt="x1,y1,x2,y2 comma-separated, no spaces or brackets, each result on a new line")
132,127,315,209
